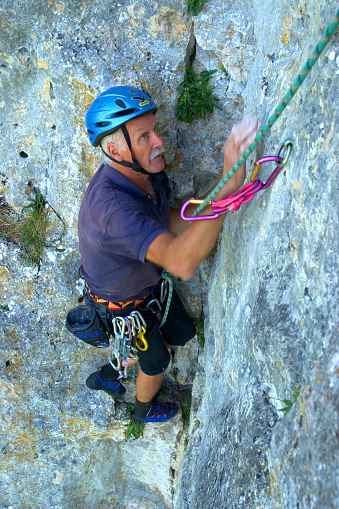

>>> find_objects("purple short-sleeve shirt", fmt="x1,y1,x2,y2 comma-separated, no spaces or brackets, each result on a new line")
78,164,171,301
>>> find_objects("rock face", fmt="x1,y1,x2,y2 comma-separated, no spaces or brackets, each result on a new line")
174,3,339,509
0,1,338,508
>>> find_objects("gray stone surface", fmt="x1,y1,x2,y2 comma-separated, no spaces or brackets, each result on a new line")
0,0,338,508
175,2,339,509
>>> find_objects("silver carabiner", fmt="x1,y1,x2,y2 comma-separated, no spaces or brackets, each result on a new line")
129,315,136,336
160,279,168,304
276,139,293,168
115,317,126,339
112,318,119,338
132,312,141,332
130,310,146,331
109,349,121,371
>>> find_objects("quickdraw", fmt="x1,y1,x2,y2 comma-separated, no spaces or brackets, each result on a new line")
109,310,147,379
190,10,338,218
181,140,293,221
107,273,174,378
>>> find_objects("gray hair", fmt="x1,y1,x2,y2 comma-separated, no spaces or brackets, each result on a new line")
100,129,127,163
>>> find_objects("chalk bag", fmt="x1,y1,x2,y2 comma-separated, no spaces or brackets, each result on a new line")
65,305,109,348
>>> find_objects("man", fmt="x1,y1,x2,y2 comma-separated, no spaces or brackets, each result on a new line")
78,85,257,423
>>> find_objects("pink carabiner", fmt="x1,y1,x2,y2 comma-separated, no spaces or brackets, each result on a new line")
180,198,219,221
250,155,283,182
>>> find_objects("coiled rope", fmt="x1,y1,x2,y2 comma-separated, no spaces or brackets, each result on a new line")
192,9,339,217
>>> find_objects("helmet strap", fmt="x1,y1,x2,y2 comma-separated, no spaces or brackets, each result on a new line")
100,124,152,176
120,124,152,176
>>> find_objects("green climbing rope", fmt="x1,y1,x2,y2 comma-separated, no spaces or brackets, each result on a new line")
193,9,339,217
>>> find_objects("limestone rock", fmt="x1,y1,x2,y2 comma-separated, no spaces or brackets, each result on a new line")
0,0,338,508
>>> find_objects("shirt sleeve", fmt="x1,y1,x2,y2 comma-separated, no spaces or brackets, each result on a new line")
101,204,168,262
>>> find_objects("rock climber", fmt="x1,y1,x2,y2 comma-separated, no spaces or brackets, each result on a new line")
77,85,257,423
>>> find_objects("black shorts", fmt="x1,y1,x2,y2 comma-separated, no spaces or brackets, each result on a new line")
110,287,196,376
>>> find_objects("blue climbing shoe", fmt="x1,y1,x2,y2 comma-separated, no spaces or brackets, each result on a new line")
131,402,179,423
86,371,126,398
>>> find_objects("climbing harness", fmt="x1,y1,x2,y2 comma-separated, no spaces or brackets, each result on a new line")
181,140,293,220
185,10,338,219
67,271,175,380
107,271,173,378
84,282,147,310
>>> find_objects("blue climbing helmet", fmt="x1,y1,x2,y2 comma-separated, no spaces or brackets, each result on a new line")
86,85,157,147
85,85,158,175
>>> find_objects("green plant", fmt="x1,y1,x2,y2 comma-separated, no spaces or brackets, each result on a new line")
0,203,22,244
192,316,205,347
187,0,208,16
20,191,49,264
123,403,145,441
176,65,222,123
219,64,229,79
0,189,64,266
280,386,301,414
179,390,192,423
267,386,301,415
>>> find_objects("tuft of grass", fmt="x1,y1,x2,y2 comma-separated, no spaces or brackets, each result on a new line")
0,191,48,265
0,205,22,245
187,0,208,16
20,191,49,264
123,403,145,441
0,188,65,266
176,65,222,124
